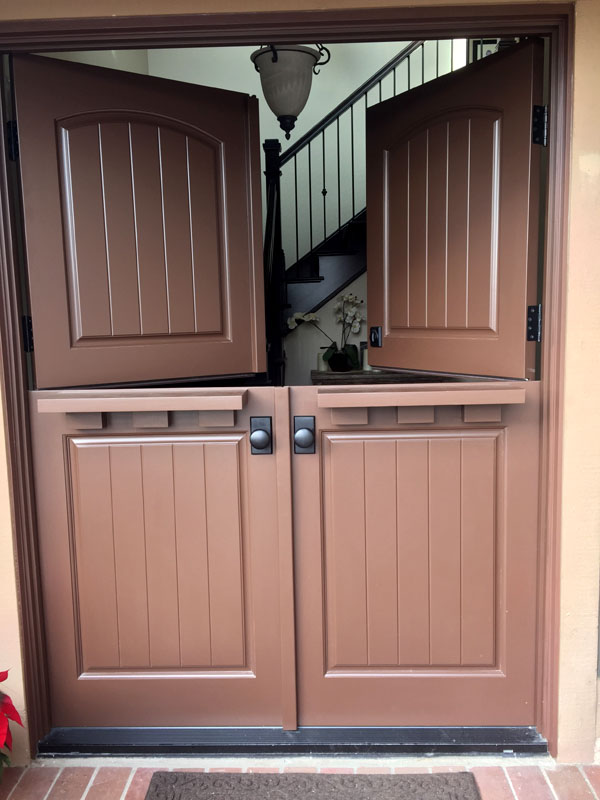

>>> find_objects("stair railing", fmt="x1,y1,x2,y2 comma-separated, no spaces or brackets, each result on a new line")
262,38,470,383
278,39,469,269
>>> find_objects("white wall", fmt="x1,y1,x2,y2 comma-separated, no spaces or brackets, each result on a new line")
44,49,148,73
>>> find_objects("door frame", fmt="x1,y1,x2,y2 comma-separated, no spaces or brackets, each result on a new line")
0,4,572,755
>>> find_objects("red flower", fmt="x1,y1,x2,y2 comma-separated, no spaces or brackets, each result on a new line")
0,670,23,752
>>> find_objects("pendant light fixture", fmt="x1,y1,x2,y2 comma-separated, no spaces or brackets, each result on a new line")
250,44,331,139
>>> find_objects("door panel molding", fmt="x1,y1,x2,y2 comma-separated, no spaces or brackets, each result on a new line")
321,429,503,672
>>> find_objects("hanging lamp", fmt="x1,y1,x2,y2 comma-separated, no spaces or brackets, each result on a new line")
250,44,331,139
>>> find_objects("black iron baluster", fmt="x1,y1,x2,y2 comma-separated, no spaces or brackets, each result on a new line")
294,154,299,264
308,141,313,251
321,131,327,238
393,66,397,95
337,116,341,229
350,104,355,218
379,79,382,103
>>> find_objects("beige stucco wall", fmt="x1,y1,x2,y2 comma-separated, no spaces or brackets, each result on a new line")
0,0,598,765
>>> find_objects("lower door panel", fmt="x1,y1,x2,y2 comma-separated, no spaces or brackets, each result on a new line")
291,382,541,726
30,386,289,727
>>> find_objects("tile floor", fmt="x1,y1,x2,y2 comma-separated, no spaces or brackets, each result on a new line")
1,758,600,800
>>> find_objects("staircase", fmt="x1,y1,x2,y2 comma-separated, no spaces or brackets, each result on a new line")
262,37,503,384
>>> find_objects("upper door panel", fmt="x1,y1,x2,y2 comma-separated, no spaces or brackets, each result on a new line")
367,41,543,379
13,55,265,388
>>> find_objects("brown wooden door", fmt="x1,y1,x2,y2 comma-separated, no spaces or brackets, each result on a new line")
367,41,543,379
13,55,265,388
29,387,293,726
291,382,540,725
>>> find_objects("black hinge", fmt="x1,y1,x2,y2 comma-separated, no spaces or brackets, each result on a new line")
6,120,18,161
532,105,548,147
21,315,33,353
527,304,542,343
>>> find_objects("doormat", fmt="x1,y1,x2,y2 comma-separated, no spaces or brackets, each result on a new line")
144,771,482,800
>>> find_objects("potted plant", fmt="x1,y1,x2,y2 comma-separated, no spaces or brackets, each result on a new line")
287,292,365,372
0,670,23,781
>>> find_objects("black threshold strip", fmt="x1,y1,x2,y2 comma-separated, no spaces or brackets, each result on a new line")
38,726,547,757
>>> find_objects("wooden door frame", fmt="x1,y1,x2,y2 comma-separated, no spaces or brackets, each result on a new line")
0,3,572,756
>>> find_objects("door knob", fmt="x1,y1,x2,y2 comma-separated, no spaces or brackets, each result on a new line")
250,429,271,450
294,428,314,449
250,417,273,455
294,416,316,454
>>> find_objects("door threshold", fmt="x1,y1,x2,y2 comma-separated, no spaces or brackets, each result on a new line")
37,726,547,757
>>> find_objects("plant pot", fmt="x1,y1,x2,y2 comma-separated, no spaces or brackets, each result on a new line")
328,350,353,372
325,344,360,372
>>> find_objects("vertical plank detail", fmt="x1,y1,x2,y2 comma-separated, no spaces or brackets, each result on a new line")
428,438,462,665
325,438,368,666
407,130,428,327
109,444,150,667
188,137,224,334
70,442,120,670
172,443,212,667
62,126,112,337
461,437,497,665
141,443,181,667
446,117,470,329
158,128,195,334
396,438,430,665
130,122,169,334
426,122,448,328
99,122,141,336
364,439,398,665
204,441,245,666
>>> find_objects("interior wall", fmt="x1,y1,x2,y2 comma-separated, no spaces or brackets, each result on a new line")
44,49,149,73
147,43,408,145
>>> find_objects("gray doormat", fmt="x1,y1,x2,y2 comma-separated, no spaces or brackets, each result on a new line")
144,771,482,800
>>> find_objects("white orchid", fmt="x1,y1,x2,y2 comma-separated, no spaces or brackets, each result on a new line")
287,316,298,329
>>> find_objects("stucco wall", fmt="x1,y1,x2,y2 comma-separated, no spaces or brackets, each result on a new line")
0,0,598,765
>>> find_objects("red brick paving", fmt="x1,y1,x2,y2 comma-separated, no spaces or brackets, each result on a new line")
0,768,25,800
471,767,514,800
8,767,60,800
123,768,156,800
46,767,95,799
85,767,132,800
545,766,595,799
2,763,600,799
584,766,600,796
506,765,555,799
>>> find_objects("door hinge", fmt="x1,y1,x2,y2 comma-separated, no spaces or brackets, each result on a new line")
6,120,18,161
532,105,548,147
527,304,542,343
22,315,33,353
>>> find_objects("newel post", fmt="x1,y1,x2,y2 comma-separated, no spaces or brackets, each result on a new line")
263,138,286,386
